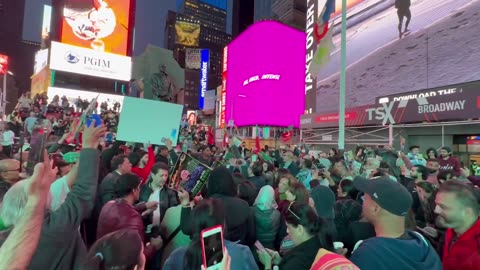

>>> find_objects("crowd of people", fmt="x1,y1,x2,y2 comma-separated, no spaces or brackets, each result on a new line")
0,93,479,270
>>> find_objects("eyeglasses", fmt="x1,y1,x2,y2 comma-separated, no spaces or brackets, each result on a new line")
287,201,301,221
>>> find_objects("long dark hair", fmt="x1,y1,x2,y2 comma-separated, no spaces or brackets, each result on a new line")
285,202,334,251
184,198,226,270
81,229,143,270
288,182,309,205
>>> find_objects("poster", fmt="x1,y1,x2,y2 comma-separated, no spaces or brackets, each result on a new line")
168,153,212,196
116,97,183,146
185,49,201,69
175,21,200,46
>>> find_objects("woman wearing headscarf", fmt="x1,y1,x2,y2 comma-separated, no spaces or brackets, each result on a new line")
254,186,281,249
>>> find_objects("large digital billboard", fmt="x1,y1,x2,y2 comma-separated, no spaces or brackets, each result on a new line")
198,49,210,109
61,0,132,55
313,0,480,113
175,21,201,46
50,42,132,81
223,21,306,128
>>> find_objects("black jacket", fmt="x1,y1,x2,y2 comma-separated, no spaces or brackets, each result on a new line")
279,237,324,270
98,171,121,207
180,167,256,246
139,179,179,223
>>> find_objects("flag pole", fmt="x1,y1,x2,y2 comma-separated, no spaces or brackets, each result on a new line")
338,0,347,151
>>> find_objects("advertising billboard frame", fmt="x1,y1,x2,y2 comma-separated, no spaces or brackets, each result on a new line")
223,21,306,128
301,81,480,129
198,49,210,109
49,41,132,81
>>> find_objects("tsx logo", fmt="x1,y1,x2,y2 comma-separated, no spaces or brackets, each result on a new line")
65,52,80,64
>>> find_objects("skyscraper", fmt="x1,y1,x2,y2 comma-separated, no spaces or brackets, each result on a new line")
272,0,307,31
180,0,227,32
165,0,231,110
254,0,275,22
231,0,254,37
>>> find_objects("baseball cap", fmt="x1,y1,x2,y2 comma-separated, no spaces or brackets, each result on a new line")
63,152,80,164
353,176,413,216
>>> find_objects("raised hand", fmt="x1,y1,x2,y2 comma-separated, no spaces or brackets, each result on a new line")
82,120,107,149
28,151,58,199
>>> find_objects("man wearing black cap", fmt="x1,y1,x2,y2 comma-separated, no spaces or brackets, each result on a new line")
350,176,442,270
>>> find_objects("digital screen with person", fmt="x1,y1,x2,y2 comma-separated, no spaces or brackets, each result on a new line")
61,0,132,55
311,0,480,113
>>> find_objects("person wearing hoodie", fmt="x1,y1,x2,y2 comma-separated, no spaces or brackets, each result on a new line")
310,185,337,241
350,176,442,270
179,167,256,246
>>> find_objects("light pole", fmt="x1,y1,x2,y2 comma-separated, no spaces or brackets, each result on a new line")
229,94,246,135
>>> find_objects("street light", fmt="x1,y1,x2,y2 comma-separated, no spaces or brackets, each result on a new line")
229,94,247,136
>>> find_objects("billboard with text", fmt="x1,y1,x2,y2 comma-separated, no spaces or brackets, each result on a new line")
49,42,132,81
224,21,306,128
301,81,480,129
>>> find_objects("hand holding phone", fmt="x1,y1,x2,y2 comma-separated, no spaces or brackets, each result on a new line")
201,225,225,270
85,114,102,127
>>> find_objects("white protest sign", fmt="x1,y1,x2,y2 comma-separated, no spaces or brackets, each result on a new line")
116,97,183,146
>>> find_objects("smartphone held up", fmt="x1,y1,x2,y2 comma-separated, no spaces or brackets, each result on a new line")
201,225,225,270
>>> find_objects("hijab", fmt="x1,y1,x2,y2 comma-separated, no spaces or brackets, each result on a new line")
254,185,278,211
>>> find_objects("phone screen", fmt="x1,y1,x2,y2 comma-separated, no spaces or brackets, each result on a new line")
201,228,224,269
251,154,258,162
27,127,47,175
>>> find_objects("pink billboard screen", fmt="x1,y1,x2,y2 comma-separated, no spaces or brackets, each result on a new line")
224,21,306,128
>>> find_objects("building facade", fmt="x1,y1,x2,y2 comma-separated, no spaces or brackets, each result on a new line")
254,0,275,22
272,0,307,31
166,0,231,110
231,0,254,38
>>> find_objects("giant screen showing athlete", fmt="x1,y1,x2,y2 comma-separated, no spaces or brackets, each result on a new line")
313,0,480,113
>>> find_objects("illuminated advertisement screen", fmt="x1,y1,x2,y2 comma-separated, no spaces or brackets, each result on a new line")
61,0,132,56
224,21,306,128
175,21,201,46
198,49,210,109
314,0,480,113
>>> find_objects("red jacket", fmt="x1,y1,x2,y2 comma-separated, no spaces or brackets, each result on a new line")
442,218,480,270
131,146,155,184
97,199,157,259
